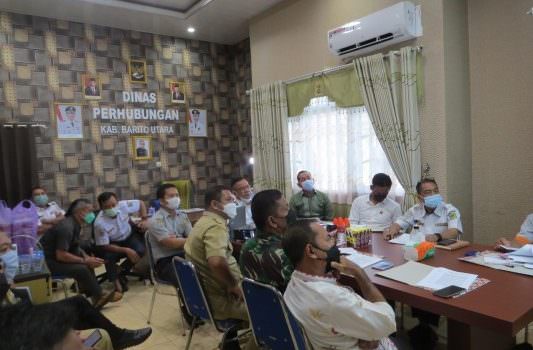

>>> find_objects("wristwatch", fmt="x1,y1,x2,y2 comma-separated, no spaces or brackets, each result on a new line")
435,233,443,242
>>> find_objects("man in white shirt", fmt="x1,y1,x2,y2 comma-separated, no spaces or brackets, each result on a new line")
231,177,256,238
495,213,533,248
283,220,397,350
94,192,148,293
31,186,65,235
384,178,463,242
349,173,402,232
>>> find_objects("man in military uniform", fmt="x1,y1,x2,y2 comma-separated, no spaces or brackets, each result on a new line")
239,189,293,292
384,178,463,242
31,186,65,235
289,170,333,221
184,186,258,349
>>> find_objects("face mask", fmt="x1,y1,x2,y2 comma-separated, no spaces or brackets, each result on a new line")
103,207,119,218
84,212,96,224
223,202,238,219
424,194,443,209
34,194,48,206
167,197,181,210
241,192,253,205
0,249,19,283
302,179,314,192
312,243,340,273
372,193,387,203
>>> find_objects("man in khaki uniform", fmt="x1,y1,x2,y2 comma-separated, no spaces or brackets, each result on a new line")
185,186,257,349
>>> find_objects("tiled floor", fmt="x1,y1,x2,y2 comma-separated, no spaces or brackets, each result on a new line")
99,281,221,350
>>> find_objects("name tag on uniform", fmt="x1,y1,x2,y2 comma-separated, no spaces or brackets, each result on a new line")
435,223,448,227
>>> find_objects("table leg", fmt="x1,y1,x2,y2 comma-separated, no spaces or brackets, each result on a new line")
448,319,515,350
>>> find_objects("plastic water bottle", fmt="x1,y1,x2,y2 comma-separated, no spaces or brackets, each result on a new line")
31,249,44,272
411,225,424,243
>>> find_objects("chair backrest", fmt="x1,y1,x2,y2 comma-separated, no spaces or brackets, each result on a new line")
162,180,192,209
172,256,213,322
144,232,159,283
242,278,307,350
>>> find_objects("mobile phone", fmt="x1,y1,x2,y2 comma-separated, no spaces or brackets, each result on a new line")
372,260,394,271
432,285,465,298
83,329,102,347
437,239,456,246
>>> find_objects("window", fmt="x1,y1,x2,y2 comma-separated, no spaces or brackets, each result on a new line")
288,97,404,205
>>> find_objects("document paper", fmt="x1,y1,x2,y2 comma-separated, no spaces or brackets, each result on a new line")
339,248,383,268
388,233,411,245
415,267,477,290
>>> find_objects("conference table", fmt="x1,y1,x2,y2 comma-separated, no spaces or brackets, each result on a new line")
339,233,533,350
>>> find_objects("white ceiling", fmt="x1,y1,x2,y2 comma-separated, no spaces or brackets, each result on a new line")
0,0,285,44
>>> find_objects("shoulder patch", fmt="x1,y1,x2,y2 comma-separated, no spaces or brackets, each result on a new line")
448,210,458,220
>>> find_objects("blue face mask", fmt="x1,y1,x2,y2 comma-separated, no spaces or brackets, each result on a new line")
424,194,443,209
0,249,19,283
34,194,48,207
302,179,315,192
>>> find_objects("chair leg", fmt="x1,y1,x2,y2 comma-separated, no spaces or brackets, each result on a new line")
147,285,157,324
400,303,405,330
179,307,187,336
185,316,197,350
62,281,68,298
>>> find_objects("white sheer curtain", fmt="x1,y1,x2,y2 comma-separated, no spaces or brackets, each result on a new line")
288,96,404,206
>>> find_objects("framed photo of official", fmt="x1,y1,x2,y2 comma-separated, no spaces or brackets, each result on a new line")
55,103,83,139
169,81,186,104
131,135,152,160
188,108,207,137
82,74,102,100
128,59,147,84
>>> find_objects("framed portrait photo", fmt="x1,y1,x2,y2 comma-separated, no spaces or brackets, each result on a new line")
55,103,83,139
188,108,207,138
82,74,102,100
132,135,152,160
169,81,186,104
128,59,147,84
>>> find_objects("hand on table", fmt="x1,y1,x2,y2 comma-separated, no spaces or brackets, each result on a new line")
383,227,399,241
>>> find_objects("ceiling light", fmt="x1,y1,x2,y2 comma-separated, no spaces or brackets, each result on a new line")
187,27,195,33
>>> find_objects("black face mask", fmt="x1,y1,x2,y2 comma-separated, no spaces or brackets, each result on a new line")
372,193,387,202
312,243,341,273
286,209,298,226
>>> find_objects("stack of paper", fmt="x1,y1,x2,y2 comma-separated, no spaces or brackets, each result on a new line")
415,267,477,290
377,260,478,290
389,233,411,245
339,247,383,268
508,244,533,263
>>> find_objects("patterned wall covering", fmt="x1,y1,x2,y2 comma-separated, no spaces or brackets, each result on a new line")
0,12,252,208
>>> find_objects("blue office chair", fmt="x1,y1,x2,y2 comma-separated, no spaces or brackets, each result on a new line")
144,232,186,335
172,256,241,350
242,278,308,350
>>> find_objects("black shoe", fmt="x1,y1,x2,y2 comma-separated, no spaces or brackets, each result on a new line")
119,275,129,292
408,323,437,350
113,327,152,350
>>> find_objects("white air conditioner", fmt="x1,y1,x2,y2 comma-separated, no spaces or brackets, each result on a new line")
328,1,422,59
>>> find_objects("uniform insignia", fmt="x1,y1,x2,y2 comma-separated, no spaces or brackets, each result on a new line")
309,309,323,320
448,211,457,220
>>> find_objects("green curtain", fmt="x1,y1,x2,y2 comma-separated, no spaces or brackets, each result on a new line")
286,68,364,117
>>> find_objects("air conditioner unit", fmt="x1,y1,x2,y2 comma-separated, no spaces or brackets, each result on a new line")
328,1,422,59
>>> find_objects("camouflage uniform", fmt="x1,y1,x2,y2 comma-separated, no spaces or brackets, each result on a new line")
239,230,294,292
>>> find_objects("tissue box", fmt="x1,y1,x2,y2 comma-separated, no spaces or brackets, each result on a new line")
403,241,436,261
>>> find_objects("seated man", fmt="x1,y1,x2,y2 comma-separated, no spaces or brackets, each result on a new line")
282,220,397,349
384,178,463,242
147,183,197,326
349,173,402,232
31,186,65,235
148,183,191,283
94,192,147,293
231,177,256,236
184,186,257,349
40,198,122,308
289,170,333,221
239,189,293,292
496,213,533,248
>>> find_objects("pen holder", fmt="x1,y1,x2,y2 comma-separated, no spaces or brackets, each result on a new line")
403,241,436,261
346,226,372,249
